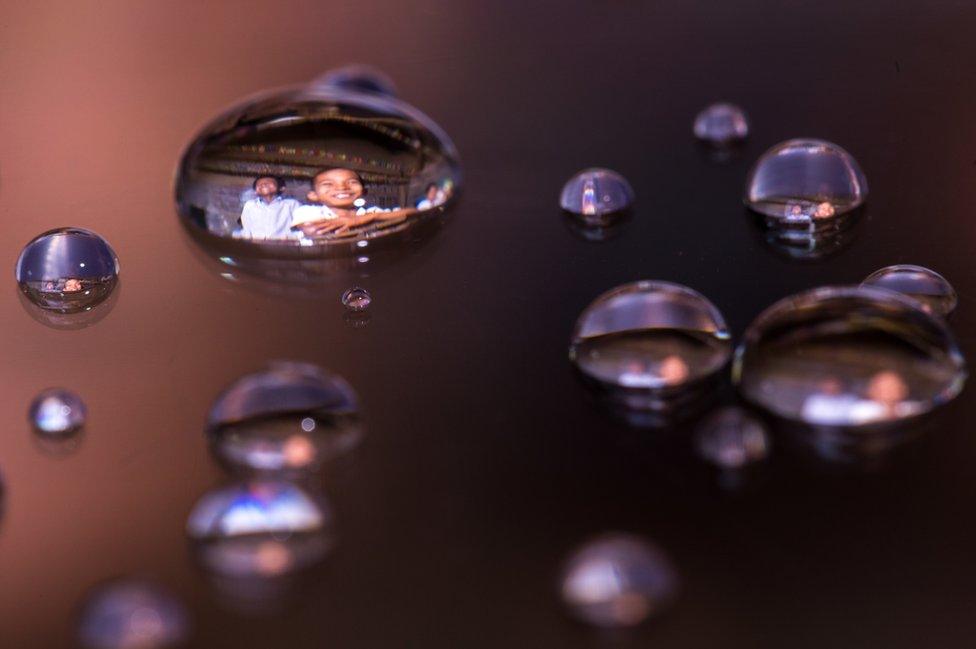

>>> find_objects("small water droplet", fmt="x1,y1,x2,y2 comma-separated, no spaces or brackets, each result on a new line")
207,362,362,475
734,286,966,428
570,281,731,410
693,102,748,146
29,388,86,435
561,533,679,628
560,168,634,220
15,228,119,314
77,579,189,649
312,64,398,97
861,264,957,317
695,407,769,469
745,139,868,225
341,287,371,311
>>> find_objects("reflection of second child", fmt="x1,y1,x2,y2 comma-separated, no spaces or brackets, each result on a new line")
240,176,299,239
292,168,417,237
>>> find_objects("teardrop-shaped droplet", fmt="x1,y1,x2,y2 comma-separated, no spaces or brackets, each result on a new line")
312,64,398,97
341,287,371,311
207,362,362,475
561,533,679,628
560,168,634,219
695,407,769,469
570,281,731,410
734,286,966,428
77,579,190,649
175,79,459,253
693,102,749,146
745,139,867,225
15,228,119,314
29,388,87,435
861,264,957,317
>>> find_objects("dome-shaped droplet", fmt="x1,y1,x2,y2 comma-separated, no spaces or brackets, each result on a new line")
570,281,732,409
77,580,190,649
207,362,361,475
734,286,966,428
175,79,459,252
695,407,769,469
861,265,957,317
341,287,371,311
312,64,398,97
186,481,333,578
15,228,119,313
559,168,634,219
561,533,679,628
745,139,867,225
693,102,748,146
29,388,87,435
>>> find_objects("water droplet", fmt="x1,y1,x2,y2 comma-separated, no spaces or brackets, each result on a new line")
695,407,769,469
175,77,460,253
570,281,732,410
745,139,867,225
312,64,398,97
29,388,86,435
207,362,362,475
693,102,748,146
734,286,966,428
341,287,371,311
560,168,634,220
15,228,119,314
561,533,679,628
861,264,957,317
77,579,189,649
186,481,333,578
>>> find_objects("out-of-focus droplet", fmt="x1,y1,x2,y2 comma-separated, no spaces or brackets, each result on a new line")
570,281,731,411
560,168,634,220
29,388,87,435
207,362,362,475
341,287,371,311
861,264,957,317
734,286,966,428
77,579,190,649
745,139,867,227
695,407,769,469
15,228,119,314
312,64,398,97
693,102,748,146
561,533,679,628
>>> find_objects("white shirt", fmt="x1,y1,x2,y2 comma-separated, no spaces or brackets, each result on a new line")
240,196,299,239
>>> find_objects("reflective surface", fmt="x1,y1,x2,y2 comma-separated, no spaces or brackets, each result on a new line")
734,286,967,427
28,388,87,435
693,102,749,146
76,580,189,649
341,287,371,312
559,168,634,220
862,264,957,317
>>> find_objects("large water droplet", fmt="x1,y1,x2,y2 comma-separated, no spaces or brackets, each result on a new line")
693,102,748,146
312,64,398,97
15,228,119,313
207,362,362,475
695,407,769,469
175,78,459,253
570,281,732,410
77,580,189,649
186,481,333,579
745,139,867,225
561,533,679,628
559,168,634,220
861,264,957,317
734,286,966,428
29,388,87,435
341,287,371,311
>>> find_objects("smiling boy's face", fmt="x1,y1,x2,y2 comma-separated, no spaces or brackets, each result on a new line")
308,169,363,208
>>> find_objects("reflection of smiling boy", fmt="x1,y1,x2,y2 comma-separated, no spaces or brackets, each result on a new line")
292,168,417,237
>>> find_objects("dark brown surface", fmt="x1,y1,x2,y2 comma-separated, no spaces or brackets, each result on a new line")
3,1,976,647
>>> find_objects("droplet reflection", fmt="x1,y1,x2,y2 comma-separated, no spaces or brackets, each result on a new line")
341,287,371,311
312,64,398,97
693,102,748,146
861,264,957,317
695,407,769,469
77,579,189,649
560,168,634,221
29,388,87,435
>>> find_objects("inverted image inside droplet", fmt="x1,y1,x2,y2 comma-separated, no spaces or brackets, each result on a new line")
207,362,362,475
312,64,398,97
341,287,371,311
734,286,966,429
15,228,119,314
560,533,679,628
560,168,634,220
861,264,957,317
745,139,867,227
77,579,190,649
693,102,749,146
175,80,460,256
695,407,769,469
570,281,731,411
29,388,87,436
